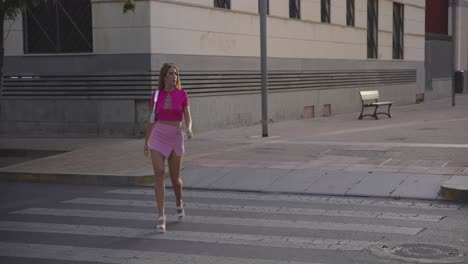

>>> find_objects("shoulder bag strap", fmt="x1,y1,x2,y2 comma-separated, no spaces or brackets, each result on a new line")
150,90,159,123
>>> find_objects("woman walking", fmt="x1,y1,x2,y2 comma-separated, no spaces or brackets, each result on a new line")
144,63,193,233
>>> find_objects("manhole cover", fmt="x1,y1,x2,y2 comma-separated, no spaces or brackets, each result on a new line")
394,243,460,259
369,243,466,263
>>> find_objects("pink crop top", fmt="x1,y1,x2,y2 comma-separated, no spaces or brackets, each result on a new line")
150,88,189,122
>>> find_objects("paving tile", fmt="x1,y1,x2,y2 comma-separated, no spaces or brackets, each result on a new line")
392,174,450,199
459,168,468,175
297,159,333,169
268,161,303,170
354,146,391,151
175,166,232,188
265,169,323,192
346,172,409,197
426,167,463,175
372,165,401,173
208,168,286,191
322,164,350,170
305,171,367,195
397,166,430,174
343,164,377,172
385,159,413,167
412,160,440,167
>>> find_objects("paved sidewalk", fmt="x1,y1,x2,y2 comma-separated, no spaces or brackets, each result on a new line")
1,95,468,201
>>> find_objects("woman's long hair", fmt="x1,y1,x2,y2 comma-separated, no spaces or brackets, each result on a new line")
158,63,181,91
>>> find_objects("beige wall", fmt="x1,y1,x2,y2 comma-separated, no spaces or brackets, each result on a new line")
146,0,424,61
172,0,212,7
331,0,346,26
397,0,425,8
377,0,425,61
404,4,425,61
93,0,151,54
149,1,260,56
301,0,321,22
270,0,289,18
232,0,258,13
2,0,426,62
378,0,392,60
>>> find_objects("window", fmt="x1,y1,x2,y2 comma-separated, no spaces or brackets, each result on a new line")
367,0,378,59
258,0,269,15
289,0,300,19
23,0,92,54
214,0,230,9
321,0,330,23
347,0,355,26
393,3,404,59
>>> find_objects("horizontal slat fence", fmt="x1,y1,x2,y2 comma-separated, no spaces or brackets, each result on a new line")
2,69,416,99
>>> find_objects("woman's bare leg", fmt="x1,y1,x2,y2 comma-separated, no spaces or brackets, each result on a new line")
150,150,166,220
168,151,183,208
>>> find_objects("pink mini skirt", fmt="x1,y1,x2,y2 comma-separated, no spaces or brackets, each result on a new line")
149,122,184,157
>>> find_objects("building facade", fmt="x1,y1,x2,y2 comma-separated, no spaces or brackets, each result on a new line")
425,0,468,98
2,0,427,137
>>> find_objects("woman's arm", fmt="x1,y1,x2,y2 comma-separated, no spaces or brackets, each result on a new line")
184,106,193,139
144,114,155,156
144,90,157,156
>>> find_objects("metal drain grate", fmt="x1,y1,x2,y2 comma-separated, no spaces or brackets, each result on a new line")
369,243,465,263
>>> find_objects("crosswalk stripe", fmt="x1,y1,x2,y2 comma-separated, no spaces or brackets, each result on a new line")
107,189,459,210
0,242,322,264
63,197,445,222
0,221,375,251
12,208,423,235
264,140,468,149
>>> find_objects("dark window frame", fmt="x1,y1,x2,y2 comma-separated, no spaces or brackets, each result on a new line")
258,0,270,15
289,0,300,19
23,0,93,54
321,0,330,23
346,0,355,26
214,0,231,9
367,0,379,59
393,2,404,60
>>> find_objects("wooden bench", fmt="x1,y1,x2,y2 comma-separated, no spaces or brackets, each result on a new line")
358,90,393,120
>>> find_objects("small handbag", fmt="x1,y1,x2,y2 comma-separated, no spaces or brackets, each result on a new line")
149,90,159,123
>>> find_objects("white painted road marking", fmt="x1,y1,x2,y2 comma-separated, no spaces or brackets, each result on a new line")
0,221,375,251
0,242,322,264
64,197,445,222
107,189,460,210
11,208,424,235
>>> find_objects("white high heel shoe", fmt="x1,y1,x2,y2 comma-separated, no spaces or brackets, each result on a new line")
157,215,166,233
175,201,185,221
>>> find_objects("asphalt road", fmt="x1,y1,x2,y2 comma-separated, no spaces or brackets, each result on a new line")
0,182,467,264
